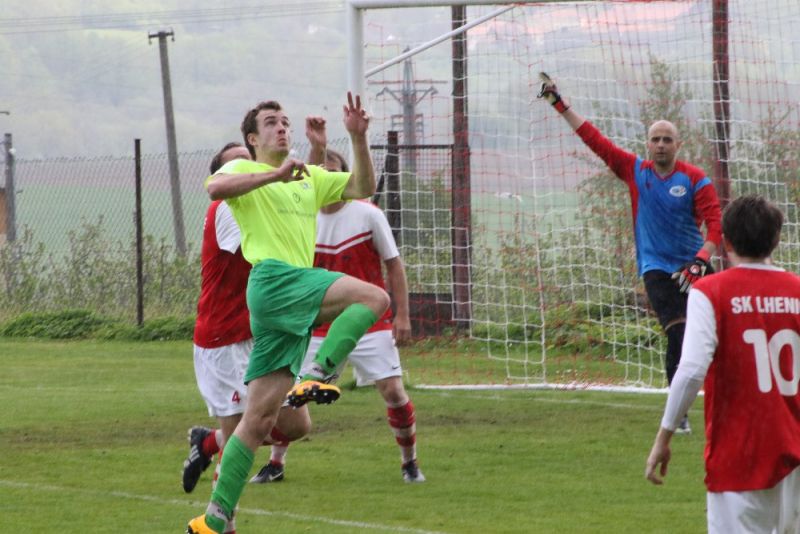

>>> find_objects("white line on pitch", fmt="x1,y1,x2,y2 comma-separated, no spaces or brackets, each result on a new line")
426,390,668,412
0,480,448,534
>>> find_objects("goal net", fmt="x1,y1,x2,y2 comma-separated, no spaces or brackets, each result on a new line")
352,0,800,389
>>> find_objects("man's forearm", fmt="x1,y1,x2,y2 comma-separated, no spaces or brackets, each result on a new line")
655,427,673,448
385,258,410,320
345,134,376,199
561,108,586,131
207,172,281,200
307,144,326,166
661,370,703,431
700,240,717,260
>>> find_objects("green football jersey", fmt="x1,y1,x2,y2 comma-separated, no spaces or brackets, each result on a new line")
206,158,349,267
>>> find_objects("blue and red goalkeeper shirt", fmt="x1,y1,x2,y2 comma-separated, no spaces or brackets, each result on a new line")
576,121,722,276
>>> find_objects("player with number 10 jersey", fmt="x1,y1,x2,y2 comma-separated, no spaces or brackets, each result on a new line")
690,267,800,491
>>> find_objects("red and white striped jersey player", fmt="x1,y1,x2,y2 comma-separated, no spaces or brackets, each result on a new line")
252,149,425,484
646,194,800,533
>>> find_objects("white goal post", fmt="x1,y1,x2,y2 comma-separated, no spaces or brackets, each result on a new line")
347,0,522,95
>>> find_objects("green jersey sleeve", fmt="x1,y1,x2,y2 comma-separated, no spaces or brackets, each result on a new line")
307,165,350,210
204,159,272,208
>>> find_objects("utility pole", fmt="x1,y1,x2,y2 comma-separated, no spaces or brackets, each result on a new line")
148,29,186,256
373,50,443,176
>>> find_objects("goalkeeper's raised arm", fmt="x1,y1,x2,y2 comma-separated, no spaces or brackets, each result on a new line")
538,72,637,181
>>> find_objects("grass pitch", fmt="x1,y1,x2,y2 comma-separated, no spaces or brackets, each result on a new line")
0,339,706,533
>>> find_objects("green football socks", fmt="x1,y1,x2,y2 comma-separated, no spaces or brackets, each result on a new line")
309,303,378,377
209,435,254,527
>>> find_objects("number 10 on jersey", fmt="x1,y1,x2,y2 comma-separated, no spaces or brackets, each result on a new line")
744,329,800,395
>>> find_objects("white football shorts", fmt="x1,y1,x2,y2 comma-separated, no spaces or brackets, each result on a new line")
707,465,800,534
193,339,252,418
301,329,401,386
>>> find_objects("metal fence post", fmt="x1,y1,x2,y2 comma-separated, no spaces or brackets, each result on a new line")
4,133,16,243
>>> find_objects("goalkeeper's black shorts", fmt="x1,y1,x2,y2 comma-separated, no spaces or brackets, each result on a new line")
642,267,713,329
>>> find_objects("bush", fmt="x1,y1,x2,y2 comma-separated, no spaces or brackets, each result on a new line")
125,316,195,341
0,310,194,341
0,309,114,339
0,219,200,323
92,315,195,341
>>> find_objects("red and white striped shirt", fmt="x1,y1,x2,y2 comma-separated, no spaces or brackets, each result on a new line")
312,200,398,336
193,201,252,348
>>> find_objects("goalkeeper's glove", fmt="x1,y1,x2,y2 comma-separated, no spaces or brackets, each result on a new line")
671,249,711,293
537,72,569,113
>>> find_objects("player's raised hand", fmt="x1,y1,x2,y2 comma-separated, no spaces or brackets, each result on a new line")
276,158,309,182
343,91,370,137
537,72,570,113
306,116,327,148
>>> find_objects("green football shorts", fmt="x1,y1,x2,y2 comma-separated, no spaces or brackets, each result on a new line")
244,259,343,383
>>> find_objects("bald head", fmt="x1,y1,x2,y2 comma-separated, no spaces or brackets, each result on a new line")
646,120,682,175
647,120,680,141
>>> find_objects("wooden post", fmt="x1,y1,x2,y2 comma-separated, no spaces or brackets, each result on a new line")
451,5,472,327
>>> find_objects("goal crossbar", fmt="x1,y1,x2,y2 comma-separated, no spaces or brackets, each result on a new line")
364,4,514,78
347,1,592,100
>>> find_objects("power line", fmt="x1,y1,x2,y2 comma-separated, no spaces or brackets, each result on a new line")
0,3,341,25
0,3,343,34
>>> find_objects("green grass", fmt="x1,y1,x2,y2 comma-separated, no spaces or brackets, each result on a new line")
395,336,664,388
0,339,707,533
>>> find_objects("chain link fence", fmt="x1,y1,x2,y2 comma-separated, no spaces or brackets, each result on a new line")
0,138,351,322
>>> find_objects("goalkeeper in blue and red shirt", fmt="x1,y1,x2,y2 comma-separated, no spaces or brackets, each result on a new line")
539,73,722,433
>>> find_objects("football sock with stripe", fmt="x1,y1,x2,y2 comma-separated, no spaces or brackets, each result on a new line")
203,430,221,457
269,426,290,465
388,401,417,464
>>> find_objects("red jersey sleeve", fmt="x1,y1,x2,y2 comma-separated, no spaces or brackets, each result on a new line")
693,181,722,248
575,121,638,184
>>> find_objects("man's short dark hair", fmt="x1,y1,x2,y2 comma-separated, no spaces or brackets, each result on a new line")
240,101,282,159
722,194,783,259
209,142,244,174
325,148,349,172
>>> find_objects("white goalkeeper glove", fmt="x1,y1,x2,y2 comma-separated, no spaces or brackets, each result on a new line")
537,72,570,113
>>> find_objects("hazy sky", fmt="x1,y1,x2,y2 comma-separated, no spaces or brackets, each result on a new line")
1,0,528,159
1,0,798,160
0,1,361,158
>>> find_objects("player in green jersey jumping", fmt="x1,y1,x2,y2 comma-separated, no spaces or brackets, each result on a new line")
188,92,389,534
